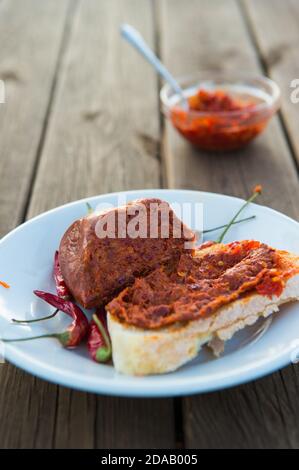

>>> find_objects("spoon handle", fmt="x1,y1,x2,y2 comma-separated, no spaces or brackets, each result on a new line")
120,24,186,103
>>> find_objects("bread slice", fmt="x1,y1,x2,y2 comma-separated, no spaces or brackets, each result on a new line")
107,244,299,376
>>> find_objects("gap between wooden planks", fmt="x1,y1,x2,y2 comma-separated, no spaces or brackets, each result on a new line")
0,0,72,449
158,0,299,449
242,0,299,170
0,0,176,449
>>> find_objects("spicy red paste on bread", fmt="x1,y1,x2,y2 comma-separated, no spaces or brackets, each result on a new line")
107,240,287,329
59,198,195,309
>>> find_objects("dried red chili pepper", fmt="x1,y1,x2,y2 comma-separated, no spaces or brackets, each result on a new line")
4,291,89,348
54,251,71,299
11,253,71,323
87,307,111,363
0,280,10,289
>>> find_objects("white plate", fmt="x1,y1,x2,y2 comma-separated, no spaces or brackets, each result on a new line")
1,189,299,397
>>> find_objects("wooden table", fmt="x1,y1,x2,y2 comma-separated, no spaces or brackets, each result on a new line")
1,0,299,449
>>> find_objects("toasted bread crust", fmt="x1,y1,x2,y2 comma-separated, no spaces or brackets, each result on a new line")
107,248,299,375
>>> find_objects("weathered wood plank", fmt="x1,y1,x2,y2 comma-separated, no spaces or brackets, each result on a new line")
95,396,175,449
243,0,299,167
0,0,73,449
27,0,161,215
1,0,174,449
183,367,299,449
159,0,299,449
159,0,299,216
0,0,70,237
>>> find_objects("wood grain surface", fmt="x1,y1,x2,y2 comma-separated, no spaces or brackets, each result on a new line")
0,0,173,449
158,0,299,449
243,0,299,167
0,0,70,237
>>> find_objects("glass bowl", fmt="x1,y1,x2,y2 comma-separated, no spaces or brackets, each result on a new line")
160,72,281,152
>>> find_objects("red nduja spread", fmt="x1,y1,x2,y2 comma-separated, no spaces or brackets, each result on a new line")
107,240,285,329
171,89,270,151
58,198,195,309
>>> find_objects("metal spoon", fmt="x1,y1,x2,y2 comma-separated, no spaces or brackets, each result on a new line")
120,24,188,108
